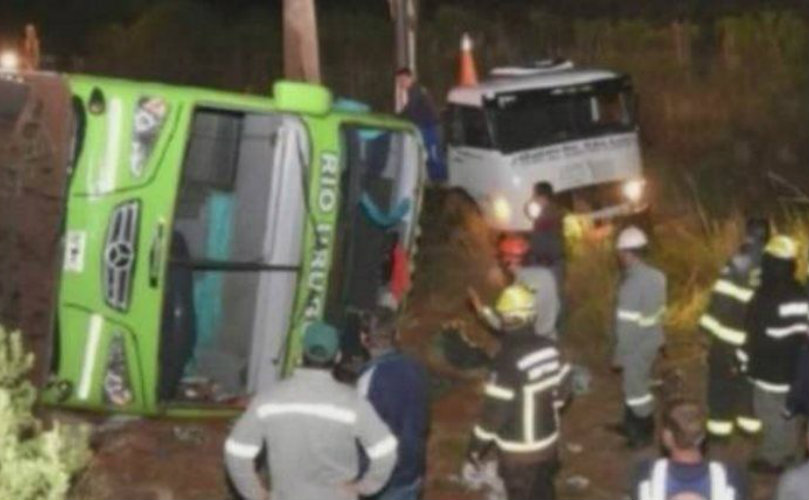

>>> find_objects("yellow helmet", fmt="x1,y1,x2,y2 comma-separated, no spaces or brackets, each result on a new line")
765,235,798,260
495,284,536,323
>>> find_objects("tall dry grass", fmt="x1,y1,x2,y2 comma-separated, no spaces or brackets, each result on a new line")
564,208,809,367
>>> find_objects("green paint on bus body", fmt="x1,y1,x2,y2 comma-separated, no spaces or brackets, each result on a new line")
42,74,424,417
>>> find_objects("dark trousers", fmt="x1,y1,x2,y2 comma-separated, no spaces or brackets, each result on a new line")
707,341,756,433
499,458,558,500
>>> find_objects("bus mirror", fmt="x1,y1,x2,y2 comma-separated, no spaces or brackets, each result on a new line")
273,81,332,116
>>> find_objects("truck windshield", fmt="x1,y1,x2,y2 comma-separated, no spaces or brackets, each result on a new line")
488,78,635,154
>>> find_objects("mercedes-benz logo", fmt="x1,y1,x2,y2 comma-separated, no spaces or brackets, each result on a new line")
105,241,134,270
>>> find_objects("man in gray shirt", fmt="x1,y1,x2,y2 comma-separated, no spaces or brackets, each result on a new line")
224,322,398,500
774,432,809,500
611,226,666,449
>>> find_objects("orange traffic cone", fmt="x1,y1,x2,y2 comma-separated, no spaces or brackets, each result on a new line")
457,33,479,87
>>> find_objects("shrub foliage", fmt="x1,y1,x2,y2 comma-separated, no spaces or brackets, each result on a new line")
0,326,90,500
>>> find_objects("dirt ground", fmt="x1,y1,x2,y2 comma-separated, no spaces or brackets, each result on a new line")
63,190,784,500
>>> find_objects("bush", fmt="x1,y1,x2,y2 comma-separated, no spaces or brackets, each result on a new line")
0,326,90,500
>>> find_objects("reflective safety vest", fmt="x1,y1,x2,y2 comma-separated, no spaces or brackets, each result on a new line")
637,459,737,500
700,250,759,347
470,326,571,456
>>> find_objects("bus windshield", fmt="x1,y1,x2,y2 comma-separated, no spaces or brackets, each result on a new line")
488,78,635,154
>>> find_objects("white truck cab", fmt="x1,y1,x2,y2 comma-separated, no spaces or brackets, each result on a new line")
446,60,646,232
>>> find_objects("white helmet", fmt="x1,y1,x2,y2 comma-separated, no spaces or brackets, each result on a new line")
616,226,648,250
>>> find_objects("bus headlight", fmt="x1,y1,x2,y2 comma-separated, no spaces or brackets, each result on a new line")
524,199,543,221
622,179,645,204
130,97,168,177
0,50,19,71
492,196,512,224
103,333,133,406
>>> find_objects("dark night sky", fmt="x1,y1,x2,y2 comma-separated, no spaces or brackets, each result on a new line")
2,0,806,55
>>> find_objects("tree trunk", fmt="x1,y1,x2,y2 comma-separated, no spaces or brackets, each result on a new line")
283,0,321,83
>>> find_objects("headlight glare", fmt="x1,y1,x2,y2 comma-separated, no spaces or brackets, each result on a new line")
492,196,511,224
0,50,19,71
524,199,543,221
623,179,645,203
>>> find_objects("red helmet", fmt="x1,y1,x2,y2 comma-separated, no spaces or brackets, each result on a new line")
498,235,529,265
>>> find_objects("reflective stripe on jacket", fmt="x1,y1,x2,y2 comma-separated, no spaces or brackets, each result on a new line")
745,268,809,390
700,251,759,347
224,369,397,500
614,260,667,367
469,326,571,458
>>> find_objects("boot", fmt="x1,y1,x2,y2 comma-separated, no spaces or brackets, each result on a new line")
627,415,655,449
605,406,632,437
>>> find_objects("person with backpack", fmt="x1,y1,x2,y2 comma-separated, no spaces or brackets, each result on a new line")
631,398,747,500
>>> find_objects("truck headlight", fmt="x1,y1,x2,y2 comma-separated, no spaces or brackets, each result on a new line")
103,333,133,406
130,97,168,177
492,196,511,224
622,179,645,204
524,199,543,221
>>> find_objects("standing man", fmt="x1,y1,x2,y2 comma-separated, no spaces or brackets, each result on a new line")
528,182,566,317
700,217,769,439
611,226,666,448
358,308,429,500
631,398,747,500
466,284,572,499
224,322,398,500
743,235,808,474
395,67,446,183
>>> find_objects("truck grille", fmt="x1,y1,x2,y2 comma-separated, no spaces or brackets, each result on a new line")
103,200,140,311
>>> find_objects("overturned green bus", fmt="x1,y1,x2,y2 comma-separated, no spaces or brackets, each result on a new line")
0,71,424,416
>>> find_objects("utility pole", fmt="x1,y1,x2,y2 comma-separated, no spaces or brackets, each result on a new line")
389,0,418,111
283,0,321,83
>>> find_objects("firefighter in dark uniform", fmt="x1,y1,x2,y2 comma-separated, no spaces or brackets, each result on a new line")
465,284,572,500
744,235,808,473
699,218,769,438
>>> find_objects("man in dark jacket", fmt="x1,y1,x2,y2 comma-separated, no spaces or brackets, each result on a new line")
359,308,429,500
631,398,747,500
395,67,446,183
700,217,769,439
528,182,566,313
466,284,572,500
744,235,808,473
